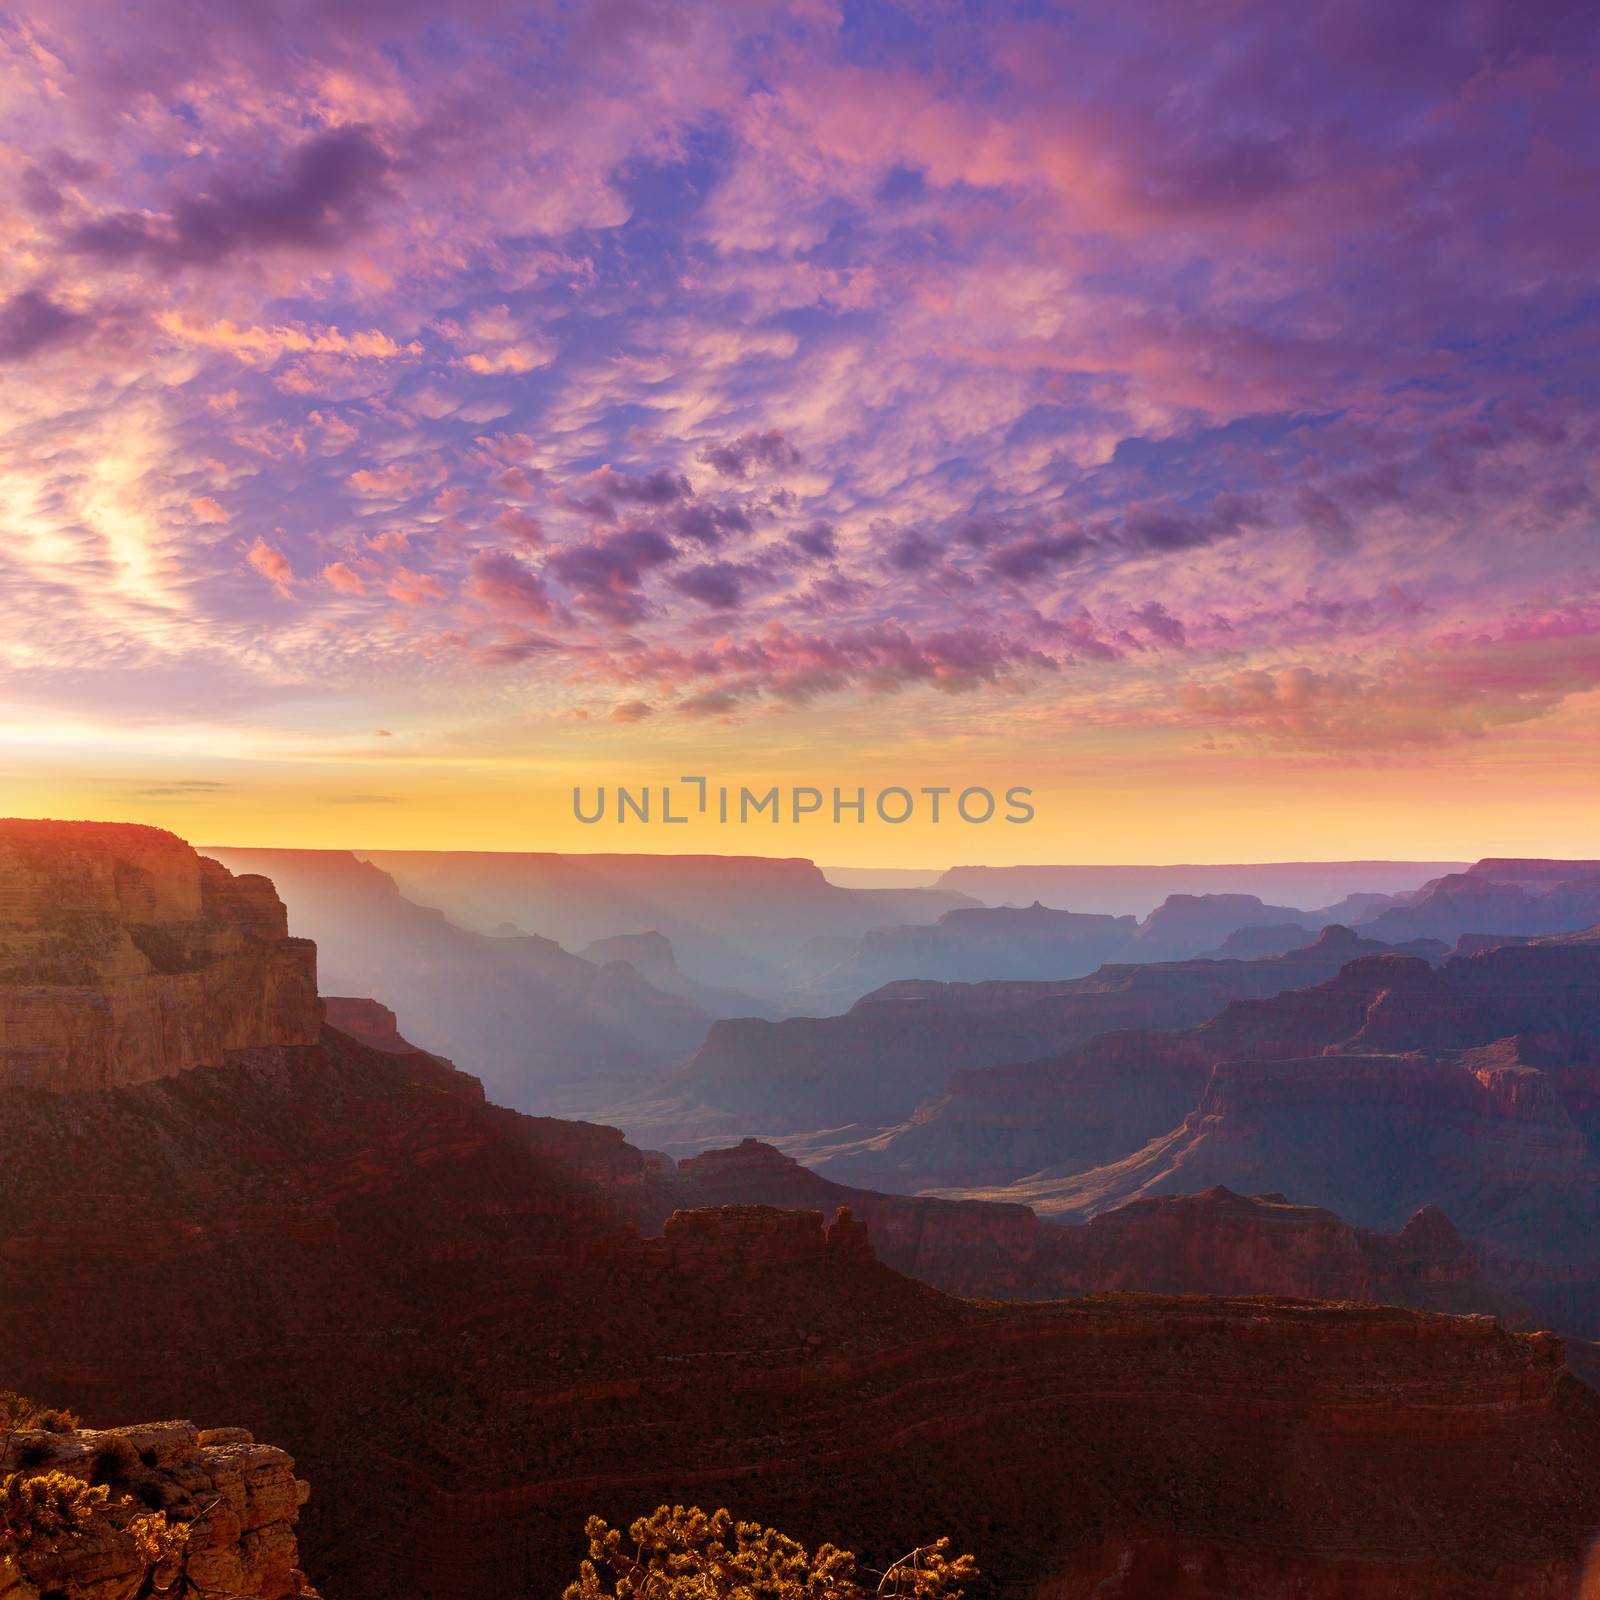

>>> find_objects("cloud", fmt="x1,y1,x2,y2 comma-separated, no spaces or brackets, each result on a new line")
4,0,1600,771
565,466,692,522
386,568,447,606
492,507,545,545
246,538,298,599
1179,610,1600,747
697,428,801,478
158,314,421,362
546,526,678,622
322,561,367,594
70,125,391,268
468,549,552,618
0,288,86,361
463,342,553,375
1134,600,1187,648
987,531,1088,582
346,459,448,498
669,560,750,609
790,520,837,561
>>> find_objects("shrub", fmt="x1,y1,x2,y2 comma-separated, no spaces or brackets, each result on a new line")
0,1469,188,1593
564,1504,977,1599
0,1392,79,1434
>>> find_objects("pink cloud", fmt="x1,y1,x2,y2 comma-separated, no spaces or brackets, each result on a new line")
246,537,298,599
322,561,367,595
385,568,447,607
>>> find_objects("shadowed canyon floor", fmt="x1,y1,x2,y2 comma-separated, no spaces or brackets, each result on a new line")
7,1038,1600,1599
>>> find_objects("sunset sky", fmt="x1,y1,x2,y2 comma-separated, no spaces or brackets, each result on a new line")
2,0,1597,864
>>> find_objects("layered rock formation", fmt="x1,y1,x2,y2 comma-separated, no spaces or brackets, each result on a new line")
1359,864,1600,945
793,903,1142,1010
10,820,1600,1600
617,927,1441,1154
0,822,321,1092
0,1418,315,1600
344,847,974,998
9,1061,1600,1600
792,896,1449,1016
1131,892,1310,958
999,1045,1600,1255
836,937,1600,1204
203,846,714,1112
577,930,771,1019
664,1139,1529,1319
1199,921,1316,959
319,996,420,1054
935,861,1461,917
919,943,1600,1278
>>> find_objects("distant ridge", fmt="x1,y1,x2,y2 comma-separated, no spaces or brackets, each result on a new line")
938,860,1466,916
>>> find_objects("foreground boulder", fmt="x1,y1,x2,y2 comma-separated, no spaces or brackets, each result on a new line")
0,1418,315,1600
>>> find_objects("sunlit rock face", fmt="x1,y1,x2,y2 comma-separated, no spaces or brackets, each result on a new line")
0,820,322,1092
0,1417,318,1600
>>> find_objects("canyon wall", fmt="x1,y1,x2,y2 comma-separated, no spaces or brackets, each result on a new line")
668,1139,1527,1318
0,822,322,1093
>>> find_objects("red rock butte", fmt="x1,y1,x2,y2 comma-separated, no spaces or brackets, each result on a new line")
0,819,323,1092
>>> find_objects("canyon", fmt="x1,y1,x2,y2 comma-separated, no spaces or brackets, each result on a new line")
614,926,1451,1152
9,821,1600,1598
918,939,1600,1269
7,1045,1600,1599
203,846,714,1111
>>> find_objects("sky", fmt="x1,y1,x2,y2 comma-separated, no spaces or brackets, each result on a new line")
1,0,1598,864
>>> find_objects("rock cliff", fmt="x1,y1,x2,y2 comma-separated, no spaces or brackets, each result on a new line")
615,926,1434,1151
202,846,715,1113
0,821,321,1092
0,1418,315,1600
836,936,1600,1207
667,1139,1529,1319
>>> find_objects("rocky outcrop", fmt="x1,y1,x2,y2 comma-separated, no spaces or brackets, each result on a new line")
1360,866,1600,945
9,1012,1600,1599
7,822,1600,1600
243,846,975,1002
0,1419,315,1600
614,927,1436,1152
1132,893,1309,959
320,996,420,1053
794,903,1142,1010
1200,922,1315,959
976,1046,1600,1263
578,931,771,1019
0,822,321,1092
832,937,1600,1201
666,1140,1530,1318
202,846,716,1113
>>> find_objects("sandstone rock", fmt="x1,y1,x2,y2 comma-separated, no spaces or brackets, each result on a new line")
0,1418,316,1600
321,996,419,1054
0,822,321,1093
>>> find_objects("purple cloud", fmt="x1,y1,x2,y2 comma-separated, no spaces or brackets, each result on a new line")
71,126,390,268
0,288,86,361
